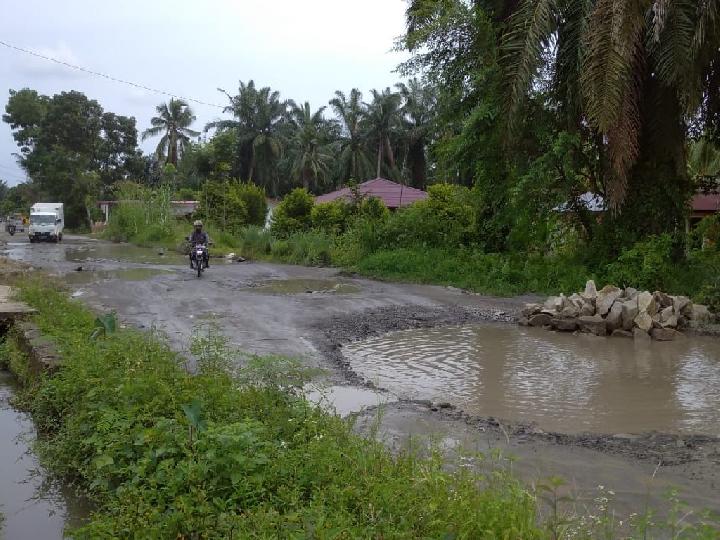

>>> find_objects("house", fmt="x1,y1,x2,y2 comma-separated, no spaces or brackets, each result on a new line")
315,178,428,209
690,193,720,222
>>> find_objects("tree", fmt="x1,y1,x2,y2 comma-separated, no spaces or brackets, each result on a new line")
503,0,720,224
396,79,436,188
208,80,288,196
365,88,403,179
287,101,333,192
329,89,373,183
3,89,140,227
142,99,199,166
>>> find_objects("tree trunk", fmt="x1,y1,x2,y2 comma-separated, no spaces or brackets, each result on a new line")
606,75,690,247
376,140,382,178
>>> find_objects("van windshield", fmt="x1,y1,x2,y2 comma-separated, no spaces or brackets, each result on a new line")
31,215,56,225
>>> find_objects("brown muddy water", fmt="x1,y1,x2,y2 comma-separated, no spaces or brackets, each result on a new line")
0,371,87,538
343,324,720,436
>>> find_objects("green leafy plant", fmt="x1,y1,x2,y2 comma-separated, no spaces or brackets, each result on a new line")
90,312,117,341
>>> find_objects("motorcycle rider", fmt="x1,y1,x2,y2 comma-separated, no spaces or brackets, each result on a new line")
188,220,209,268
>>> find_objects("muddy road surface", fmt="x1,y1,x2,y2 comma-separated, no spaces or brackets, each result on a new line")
3,233,719,520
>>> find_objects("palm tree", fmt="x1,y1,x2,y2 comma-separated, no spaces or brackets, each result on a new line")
688,139,720,191
329,89,373,182
396,79,436,188
142,99,199,166
503,1,720,215
287,102,333,191
207,80,288,195
365,88,403,179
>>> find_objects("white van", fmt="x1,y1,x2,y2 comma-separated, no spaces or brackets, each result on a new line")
29,203,64,243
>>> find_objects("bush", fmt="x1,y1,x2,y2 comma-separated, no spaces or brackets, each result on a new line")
604,234,676,290
285,231,333,266
311,200,353,235
235,182,268,227
104,182,174,243
238,226,273,259
270,188,314,237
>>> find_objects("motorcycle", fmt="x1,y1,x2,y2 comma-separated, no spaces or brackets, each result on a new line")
191,243,208,278
7,224,15,236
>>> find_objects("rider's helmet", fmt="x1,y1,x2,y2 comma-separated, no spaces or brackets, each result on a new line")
193,220,203,230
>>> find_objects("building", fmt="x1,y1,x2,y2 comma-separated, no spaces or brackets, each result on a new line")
690,193,720,222
315,178,428,209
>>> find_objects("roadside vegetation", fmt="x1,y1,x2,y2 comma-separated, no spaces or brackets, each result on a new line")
1,278,717,538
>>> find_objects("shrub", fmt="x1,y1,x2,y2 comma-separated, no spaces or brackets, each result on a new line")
311,200,353,234
239,226,273,259
605,234,676,290
104,182,174,243
270,188,314,237
235,182,268,227
285,231,333,266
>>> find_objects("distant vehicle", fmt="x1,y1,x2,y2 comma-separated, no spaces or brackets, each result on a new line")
29,203,64,243
5,213,25,233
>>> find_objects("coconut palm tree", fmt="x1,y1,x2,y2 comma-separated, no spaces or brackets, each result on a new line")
287,102,333,191
503,1,720,214
207,80,288,195
142,99,199,166
689,139,720,191
329,89,374,183
396,79,436,188
365,88,403,179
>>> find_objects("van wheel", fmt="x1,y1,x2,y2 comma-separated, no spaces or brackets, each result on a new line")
58,233,63,242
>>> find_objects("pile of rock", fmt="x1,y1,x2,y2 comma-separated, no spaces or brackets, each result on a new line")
519,280,713,341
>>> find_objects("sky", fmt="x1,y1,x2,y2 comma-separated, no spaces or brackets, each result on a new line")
0,0,409,186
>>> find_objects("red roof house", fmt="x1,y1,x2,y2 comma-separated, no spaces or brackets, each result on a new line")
691,193,720,219
315,178,428,209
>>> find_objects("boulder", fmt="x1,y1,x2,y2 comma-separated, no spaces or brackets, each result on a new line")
672,296,691,315
580,301,596,317
634,311,654,332
560,305,580,318
624,287,638,300
653,291,673,309
606,301,624,331
578,314,607,336
543,296,563,313
633,328,651,341
596,285,623,316
661,314,678,328
659,306,674,323
568,293,585,309
611,329,634,338
637,291,657,316
518,317,530,327
521,304,542,318
681,300,694,318
582,280,598,301
621,298,639,330
650,327,684,341
690,304,713,323
529,313,553,327
552,317,579,332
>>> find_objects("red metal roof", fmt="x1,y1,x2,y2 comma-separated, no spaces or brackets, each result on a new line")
692,193,720,213
315,178,428,208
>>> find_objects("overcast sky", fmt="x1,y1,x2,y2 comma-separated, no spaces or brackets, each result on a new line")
0,0,409,186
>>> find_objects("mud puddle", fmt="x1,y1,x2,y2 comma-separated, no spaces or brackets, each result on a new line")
250,279,360,295
343,324,720,435
65,243,186,266
0,371,88,538
59,267,172,285
304,384,392,416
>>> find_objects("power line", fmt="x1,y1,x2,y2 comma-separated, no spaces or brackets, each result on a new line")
0,38,226,109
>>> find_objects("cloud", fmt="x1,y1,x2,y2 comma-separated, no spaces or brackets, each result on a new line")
15,41,87,79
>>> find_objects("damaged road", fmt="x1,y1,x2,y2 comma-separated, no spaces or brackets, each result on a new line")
3,233,719,517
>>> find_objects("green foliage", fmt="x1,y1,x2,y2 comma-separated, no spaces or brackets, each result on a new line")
90,312,117,341
197,180,267,234
103,182,174,243
310,200,352,234
238,225,273,259
282,230,334,266
15,280,552,538
270,188,314,237
605,234,676,291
